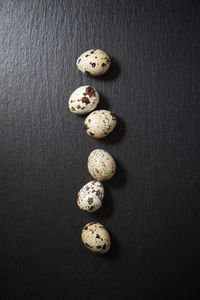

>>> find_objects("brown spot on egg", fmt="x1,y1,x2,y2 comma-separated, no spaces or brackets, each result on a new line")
84,86,96,97
110,112,116,120
110,112,115,118
71,107,75,111
102,244,107,250
90,50,94,54
85,70,91,75
96,245,101,249
81,97,90,104
90,132,95,136
90,62,96,67
101,63,106,67
78,58,81,63
84,226,88,230
89,205,95,210
85,242,92,248
86,186,90,191
77,105,81,109
85,124,89,130
88,198,93,205
96,234,101,239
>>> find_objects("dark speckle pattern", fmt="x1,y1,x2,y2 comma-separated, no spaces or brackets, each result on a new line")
82,222,110,254
77,181,103,212
77,49,110,76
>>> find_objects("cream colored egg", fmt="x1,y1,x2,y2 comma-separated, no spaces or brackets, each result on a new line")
77,180,104,212
68,85,99,114
81,222,111,254
84,110,117,138
88,149,116,181
76,49,110,76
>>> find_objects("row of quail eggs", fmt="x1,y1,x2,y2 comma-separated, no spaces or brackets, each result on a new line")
69,49,117,254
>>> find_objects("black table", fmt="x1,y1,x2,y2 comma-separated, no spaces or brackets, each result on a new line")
1,0,200,299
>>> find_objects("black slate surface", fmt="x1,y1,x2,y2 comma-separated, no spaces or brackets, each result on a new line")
1,0,200,299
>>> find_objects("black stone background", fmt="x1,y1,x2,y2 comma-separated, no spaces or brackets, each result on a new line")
0,0,200,299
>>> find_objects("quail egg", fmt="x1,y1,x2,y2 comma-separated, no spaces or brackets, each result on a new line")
81,222,111,254
77,180,104,212
68,85,99,114
88,149,116,181
84,109,117,138
76,49,110,76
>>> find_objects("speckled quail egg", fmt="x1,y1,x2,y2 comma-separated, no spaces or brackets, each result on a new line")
68,85,99,114
88,149,116,181
81,222,111,254
77,180,104,212
84,110,117,138
76,49,110,76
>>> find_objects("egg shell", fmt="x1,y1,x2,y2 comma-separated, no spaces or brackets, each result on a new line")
68,85,99,114
84,109,117,138
77,180,104,212
88,149,116,181
81,222,111,254
76,49,110,76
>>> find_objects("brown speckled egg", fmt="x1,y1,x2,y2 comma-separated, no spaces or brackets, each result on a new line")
88,149,116,181
76,49,110,76
84,110,117,138
77,180,104,212
68,85,99,114
81,222,111,254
